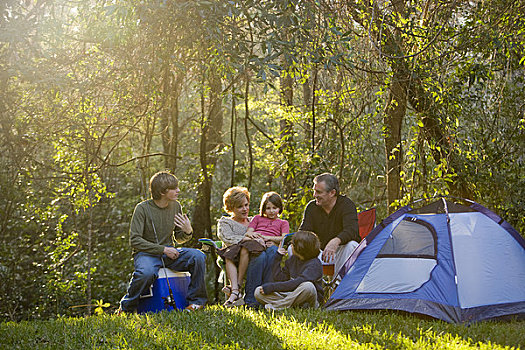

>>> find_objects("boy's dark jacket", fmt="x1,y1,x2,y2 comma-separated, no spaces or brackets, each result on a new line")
261,252,324,304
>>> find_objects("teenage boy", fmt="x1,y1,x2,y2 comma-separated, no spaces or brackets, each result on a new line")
254,230,323,310
119,171,207,313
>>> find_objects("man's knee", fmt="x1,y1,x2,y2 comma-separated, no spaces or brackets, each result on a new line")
247,251,264,272
250,251,265,263
338,241,358,256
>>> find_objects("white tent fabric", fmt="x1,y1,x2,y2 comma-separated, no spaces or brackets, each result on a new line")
356,258,437,293
450,212,525,308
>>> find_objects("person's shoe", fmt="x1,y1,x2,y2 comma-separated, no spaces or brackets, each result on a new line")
233,297,245,307
264,304,277,311
221,285,232,298
223,290,245,308
245,303,262,310
184,304,205,312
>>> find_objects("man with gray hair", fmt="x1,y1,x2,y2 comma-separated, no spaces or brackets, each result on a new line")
298,173,360,279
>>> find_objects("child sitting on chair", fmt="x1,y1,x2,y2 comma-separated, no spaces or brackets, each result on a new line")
254,230,324,310
244,191,289,251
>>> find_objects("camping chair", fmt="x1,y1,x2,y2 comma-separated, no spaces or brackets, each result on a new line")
200,233,298,303
358,208,377,240
322,208,376,301
198,238,227,302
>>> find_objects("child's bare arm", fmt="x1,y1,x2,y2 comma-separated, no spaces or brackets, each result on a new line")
261,234,285,247
264,235,283,244
245,227,258,239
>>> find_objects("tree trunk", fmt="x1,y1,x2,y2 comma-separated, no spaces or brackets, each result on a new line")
303,75,312,145
280,61,295,199
230,90,237,187
139,112,155,199
191,67,224,240
378,0,408,213
365,0,472,201
309,68,318,156
160,67,183,172
244,75,253,189
384,75,407,213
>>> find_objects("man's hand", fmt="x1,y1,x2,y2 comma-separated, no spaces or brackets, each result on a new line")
164,246,180,260
322,237,341,263
174,213,192,234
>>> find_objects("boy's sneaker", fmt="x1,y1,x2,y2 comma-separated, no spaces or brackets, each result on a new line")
264,304,277,311
184,304,205,312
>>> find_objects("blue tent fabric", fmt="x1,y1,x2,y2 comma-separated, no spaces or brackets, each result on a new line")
325,198,525,323
469,202,525,249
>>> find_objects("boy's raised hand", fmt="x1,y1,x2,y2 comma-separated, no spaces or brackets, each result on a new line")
174,213,192,234
277,237,286,255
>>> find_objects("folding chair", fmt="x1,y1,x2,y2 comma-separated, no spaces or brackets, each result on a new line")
322,208,376,301
198,238,227,302
358,207,377,240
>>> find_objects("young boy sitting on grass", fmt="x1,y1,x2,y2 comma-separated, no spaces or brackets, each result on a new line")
254,230,323,310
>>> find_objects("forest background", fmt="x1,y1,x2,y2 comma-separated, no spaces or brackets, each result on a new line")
0,0,523,321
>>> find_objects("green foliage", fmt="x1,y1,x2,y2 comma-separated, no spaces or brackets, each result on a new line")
1,0,523,322
0,307,524,349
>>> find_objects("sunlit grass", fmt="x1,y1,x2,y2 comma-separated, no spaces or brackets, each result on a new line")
1,306,523,349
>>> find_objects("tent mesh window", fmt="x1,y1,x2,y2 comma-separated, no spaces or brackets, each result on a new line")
377,218,437,259
355,217,439,294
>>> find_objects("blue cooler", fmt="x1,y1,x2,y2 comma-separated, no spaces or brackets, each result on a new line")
137,268,190,313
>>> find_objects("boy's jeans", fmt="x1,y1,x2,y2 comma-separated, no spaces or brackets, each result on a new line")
120,248,207,312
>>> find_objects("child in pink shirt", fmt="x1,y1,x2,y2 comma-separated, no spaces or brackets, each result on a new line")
244,192,290,250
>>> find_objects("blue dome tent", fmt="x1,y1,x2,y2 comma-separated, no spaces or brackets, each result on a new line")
324,197,525,323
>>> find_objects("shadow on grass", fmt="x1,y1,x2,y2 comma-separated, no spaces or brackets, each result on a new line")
284,308,525,349
112,307,285,349
0,308,284,349
2,306,523,349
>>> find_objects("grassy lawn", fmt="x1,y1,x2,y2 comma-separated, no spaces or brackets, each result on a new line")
1,306,523,349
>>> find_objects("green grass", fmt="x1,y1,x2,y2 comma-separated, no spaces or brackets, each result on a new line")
1,307,523,349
